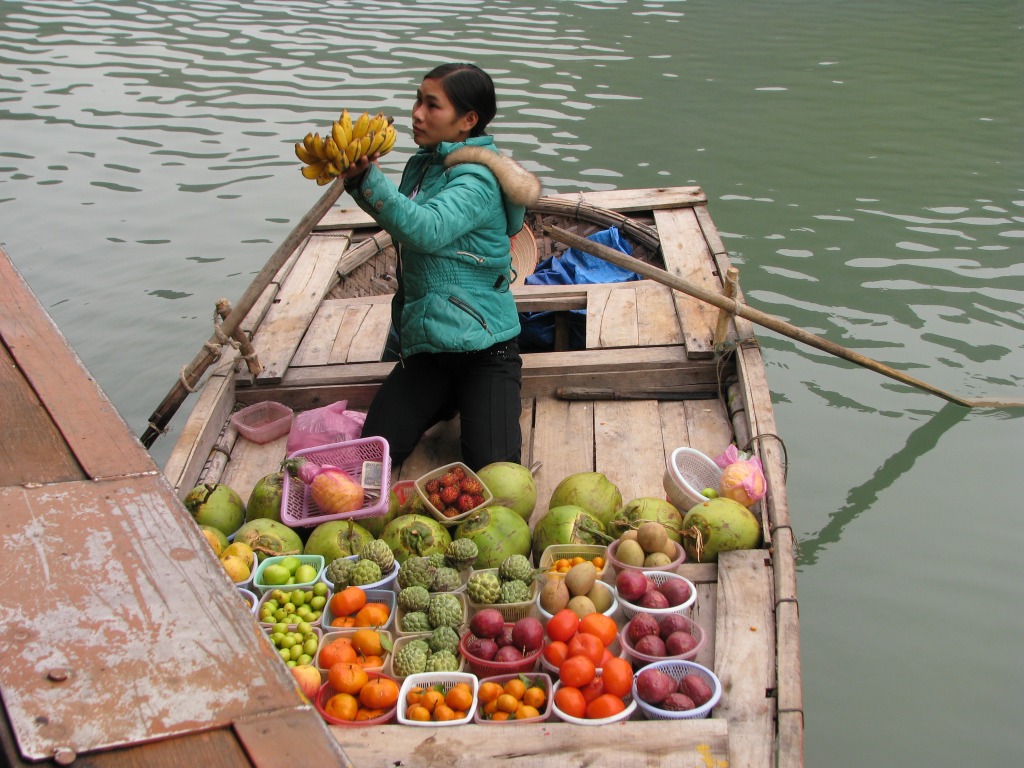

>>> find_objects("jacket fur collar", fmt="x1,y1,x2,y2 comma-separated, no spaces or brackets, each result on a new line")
444,144,542,207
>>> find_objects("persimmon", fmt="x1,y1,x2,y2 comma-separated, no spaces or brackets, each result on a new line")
445,683,473,712
318,637,357,668
566,632,604,666
578,613,617,648
600,657,634,698
579,676,604,704
553,686,587,719
558,655,596,688
327,662,367,695
352,629,384,657
359,677,399,710
543,640,569,668
545,609,579,643
586,693,626,719
323,692,358,721
329,586,366,618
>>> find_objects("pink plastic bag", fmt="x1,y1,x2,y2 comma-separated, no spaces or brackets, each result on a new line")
285,400,366,455
713,445,766,507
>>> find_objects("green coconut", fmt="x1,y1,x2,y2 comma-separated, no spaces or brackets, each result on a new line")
303,520,375,562
609,497,684,542
452,505,532,569
530,505,608,563
361,482,426,539
246,471,284,523
231,518,303,562
547,472,622,529
680,498,762,562
380,514,451,564
183,483,246,537
474,462,537,522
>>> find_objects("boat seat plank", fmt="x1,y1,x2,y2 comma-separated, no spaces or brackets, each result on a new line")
654,207,720,360
529,397,595,527
638,281,685,346
346,301,391,363
714,549,776,768
586,285,639,349
595,399,665,502
683,399,734,458
0,249,155,481
333,719,728,767
252,234,353,384
328,303,373,364
291,301,349,367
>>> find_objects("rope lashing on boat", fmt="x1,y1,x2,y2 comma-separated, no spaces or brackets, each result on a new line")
745,432,789,482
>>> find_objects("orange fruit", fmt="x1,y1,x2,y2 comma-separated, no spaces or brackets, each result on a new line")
352,629,384,657
433,703,457,721
327,662,368,695
355,707,387,721
323,692,358,721
478,681,503,703
445,683,473,712
554,686,587,719
406,704,431,722
360,654,384,670
592,556,605,570
318,637,357,668
514,704,541,720
523,686,547,708
406,685,425,706
483,699,499,716
329,586,366,618
490,711,510,721
421,688,445,713
359,677,399,710
496,693,519,713
354,602,390,628
503,678,526,700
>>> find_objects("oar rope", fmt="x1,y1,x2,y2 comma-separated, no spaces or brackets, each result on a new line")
542,224,1023,410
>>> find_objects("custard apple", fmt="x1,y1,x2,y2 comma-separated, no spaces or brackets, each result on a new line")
397,556,436,590
392,643,428,677
427,625,461,656
401,611,431,633
466,571,501,604
498,579,532,604
427,552,446,569
405,638,430,655
427,593,463,629
350,558,382,586
445,538,478,570
498,554,533,583
430,566,462,593
424,650,461,673
324,557,355,588
360,540,395,574
398,585,430,613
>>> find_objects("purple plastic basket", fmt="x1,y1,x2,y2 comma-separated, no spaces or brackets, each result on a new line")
281,437,391,526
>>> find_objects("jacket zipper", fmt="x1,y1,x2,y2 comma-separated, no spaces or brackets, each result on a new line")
455,250,485,264
448,296,491,333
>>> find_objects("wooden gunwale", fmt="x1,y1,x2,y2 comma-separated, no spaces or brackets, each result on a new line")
159,187,802,767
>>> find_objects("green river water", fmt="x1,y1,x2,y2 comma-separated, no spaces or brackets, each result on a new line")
1,1,1021,764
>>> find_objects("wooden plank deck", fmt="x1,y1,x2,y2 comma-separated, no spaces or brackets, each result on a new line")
0,247,351,768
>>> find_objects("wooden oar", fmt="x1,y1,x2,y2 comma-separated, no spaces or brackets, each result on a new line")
141,177,347,447
543,224,1024,409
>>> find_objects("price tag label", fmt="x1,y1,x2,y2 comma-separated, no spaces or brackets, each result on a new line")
361,461,383,490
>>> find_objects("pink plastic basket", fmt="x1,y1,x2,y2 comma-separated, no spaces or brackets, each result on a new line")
281,437,391,526
315,672,398,726
458,624,542,678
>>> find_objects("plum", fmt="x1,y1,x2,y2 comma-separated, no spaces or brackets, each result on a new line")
633,634,667,658
469,608,505,639
658,614,691,639
626,613,660,645
639,590,670,610
660,692,696,712
658,578,692,607
615,570,648,603
494,644,524,663
511,616,544,653
679,673,714,706
635,668,676,704
664,630,699,657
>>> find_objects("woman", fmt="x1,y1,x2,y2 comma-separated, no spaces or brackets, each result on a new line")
343,63,541,470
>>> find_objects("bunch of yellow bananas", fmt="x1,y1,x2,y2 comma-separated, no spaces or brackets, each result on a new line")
294,110,397,185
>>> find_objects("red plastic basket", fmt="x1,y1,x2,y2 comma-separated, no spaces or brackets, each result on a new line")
281,437,391,526
314,671,398,726
458,624,543,678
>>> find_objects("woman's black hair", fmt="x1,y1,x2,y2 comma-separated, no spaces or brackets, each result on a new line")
423,63,497,137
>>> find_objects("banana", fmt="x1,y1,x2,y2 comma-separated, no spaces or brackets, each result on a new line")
303,132,316,154
378,125,397,154
338,109,353,143
331,120,348,151
351,111,371,140
366,129,387,156
368,112,388,136
324,136,342,163
311,132,327,162
326,161,342,176
295,141,315,164
357,134,372,159
316,170,332,186
346,137,361,164
301,162,325,180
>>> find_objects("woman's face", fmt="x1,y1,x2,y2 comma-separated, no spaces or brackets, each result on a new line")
411,77,478,149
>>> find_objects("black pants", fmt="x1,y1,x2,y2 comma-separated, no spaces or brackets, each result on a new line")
362,339,523,471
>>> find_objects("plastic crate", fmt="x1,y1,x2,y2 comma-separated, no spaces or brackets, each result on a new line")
551,679,636,725
256,585,328,629
619,614,706,668
263,624,322,666
458,624,542,678
465,568,537,622
397,671,478,726
320,555,400,593
236,587,259,615
618,571,697,620
536,580,617,622
321,588,396,631
315,629,392,675
386,635,465,682
414,462,493,526
663,447,722,511
315,671,399,726
252,554,325,595
537,544,609,580
230,401,293,444
394,592,467,637
281,437,392,526
632,659,722,720
606,538,686,575
474,672,553,724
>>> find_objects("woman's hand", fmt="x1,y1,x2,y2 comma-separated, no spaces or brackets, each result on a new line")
343,152,381,184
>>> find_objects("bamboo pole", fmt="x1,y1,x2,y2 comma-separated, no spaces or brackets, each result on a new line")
713,266,739,348
141,178,347,448
543,224,1024,409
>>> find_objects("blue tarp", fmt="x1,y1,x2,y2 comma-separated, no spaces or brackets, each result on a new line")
518,226,639,351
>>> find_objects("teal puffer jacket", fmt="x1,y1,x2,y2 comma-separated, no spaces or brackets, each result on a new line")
347,136,541,356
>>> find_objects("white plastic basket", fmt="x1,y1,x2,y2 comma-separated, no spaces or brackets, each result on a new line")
551,679,636,725
663,447,722,511
536,580,617,622
632,659,722,720
618,571,697,620
397,671,478,726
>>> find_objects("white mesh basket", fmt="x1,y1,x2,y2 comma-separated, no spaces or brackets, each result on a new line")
663,447,722,511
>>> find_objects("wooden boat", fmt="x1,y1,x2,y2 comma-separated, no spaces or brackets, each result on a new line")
161,184,803,767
